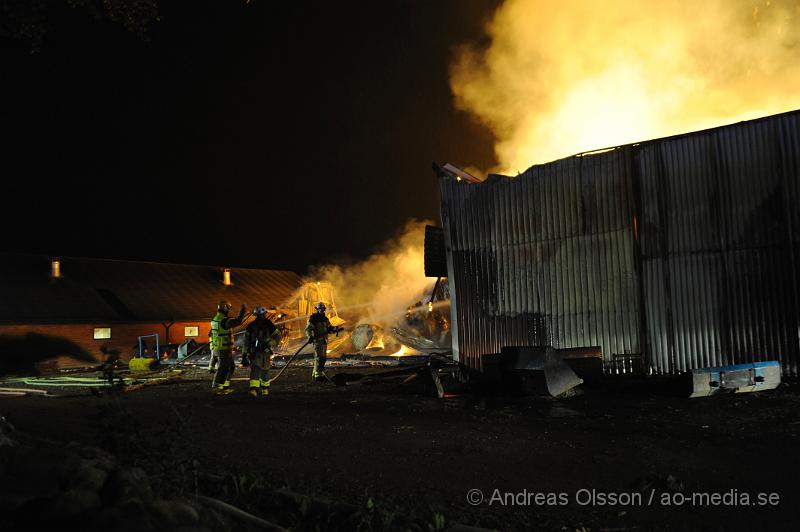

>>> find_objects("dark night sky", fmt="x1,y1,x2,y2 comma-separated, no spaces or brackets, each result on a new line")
1,0,499,273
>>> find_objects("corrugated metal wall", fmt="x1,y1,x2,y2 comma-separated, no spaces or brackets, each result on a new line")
441,149,641,371
637,112,800,376
441,110,800,375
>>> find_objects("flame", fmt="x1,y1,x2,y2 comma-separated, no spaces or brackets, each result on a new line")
427,301,433,313
368,335,385,350
301,220,436,328
451,0,800,173
389,345,411,357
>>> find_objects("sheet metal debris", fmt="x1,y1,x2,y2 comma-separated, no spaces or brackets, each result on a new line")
501,346,584,397
689,361,782,398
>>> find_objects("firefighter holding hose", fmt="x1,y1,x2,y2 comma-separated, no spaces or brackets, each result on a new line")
305,302,341,381
243,306,281,397
209,300,246,394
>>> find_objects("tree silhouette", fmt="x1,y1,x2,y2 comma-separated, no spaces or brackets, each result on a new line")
0,0,160,52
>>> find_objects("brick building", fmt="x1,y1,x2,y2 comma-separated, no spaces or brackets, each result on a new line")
0,253,301,368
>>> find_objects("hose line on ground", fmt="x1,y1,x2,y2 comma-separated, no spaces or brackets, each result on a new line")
267,340,313,384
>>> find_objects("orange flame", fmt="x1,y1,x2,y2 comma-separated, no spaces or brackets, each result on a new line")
389,345,412,357
451,0,800,173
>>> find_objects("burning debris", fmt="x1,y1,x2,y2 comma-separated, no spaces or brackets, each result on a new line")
350,324,401,354
269,287,450,361
267,220,453,362
394,297,451,353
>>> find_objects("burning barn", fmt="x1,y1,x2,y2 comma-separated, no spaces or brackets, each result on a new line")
433,110,800,377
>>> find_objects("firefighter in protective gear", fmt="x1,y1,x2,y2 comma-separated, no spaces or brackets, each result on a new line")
243,306,281,397
304,302,340,381
209,300,246,394
208,301,230,375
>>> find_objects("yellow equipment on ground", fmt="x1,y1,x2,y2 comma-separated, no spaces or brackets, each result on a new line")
128,357,156,371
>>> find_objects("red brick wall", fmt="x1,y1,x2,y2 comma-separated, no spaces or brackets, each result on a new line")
0,320,213,369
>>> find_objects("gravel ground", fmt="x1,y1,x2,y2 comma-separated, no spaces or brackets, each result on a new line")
1,366,799,531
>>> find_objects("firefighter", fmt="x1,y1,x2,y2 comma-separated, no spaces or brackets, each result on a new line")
304,302,340,381
209,300,246,394
243,306,281,397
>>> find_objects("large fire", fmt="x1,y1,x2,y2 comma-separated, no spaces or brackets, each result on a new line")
304,219,436,329
451,0,800,174
272,220,450,357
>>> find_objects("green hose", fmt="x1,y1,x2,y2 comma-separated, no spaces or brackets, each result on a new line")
13,371,185,387
20,379,113,387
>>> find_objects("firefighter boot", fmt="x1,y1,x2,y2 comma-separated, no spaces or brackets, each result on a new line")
311,342,327,382
214,380,234,395
248,378,260,398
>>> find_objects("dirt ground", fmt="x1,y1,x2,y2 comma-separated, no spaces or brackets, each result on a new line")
1,365,799,531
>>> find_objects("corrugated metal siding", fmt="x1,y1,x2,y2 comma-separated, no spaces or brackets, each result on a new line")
441,149,640,371
638,112,800,376
441,110,800,376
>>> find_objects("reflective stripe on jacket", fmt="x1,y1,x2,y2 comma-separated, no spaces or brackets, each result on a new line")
210,311,234,350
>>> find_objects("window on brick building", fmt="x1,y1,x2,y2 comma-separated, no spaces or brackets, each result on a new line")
93,327,112,340
184,326,199,337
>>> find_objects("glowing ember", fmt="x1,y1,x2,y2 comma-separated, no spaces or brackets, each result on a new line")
390,345,411,357
367,336,385,351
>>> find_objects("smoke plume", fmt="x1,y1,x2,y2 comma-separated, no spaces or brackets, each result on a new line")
307,219,435,327
451,0,800,174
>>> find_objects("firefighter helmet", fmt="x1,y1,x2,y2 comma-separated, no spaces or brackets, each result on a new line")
253,306,268,316
314,302,327,313
217,300,232,313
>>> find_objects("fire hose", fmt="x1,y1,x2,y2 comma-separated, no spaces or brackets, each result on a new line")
267,339,312,384
206,336,312,390
268,326,343,384
191,312,338,385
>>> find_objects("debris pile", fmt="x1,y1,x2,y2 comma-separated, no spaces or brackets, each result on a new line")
0,441,224,531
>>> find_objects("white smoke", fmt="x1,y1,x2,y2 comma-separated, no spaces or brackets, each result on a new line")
307,219,436,327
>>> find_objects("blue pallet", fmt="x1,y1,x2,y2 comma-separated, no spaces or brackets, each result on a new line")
690,361,781,398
